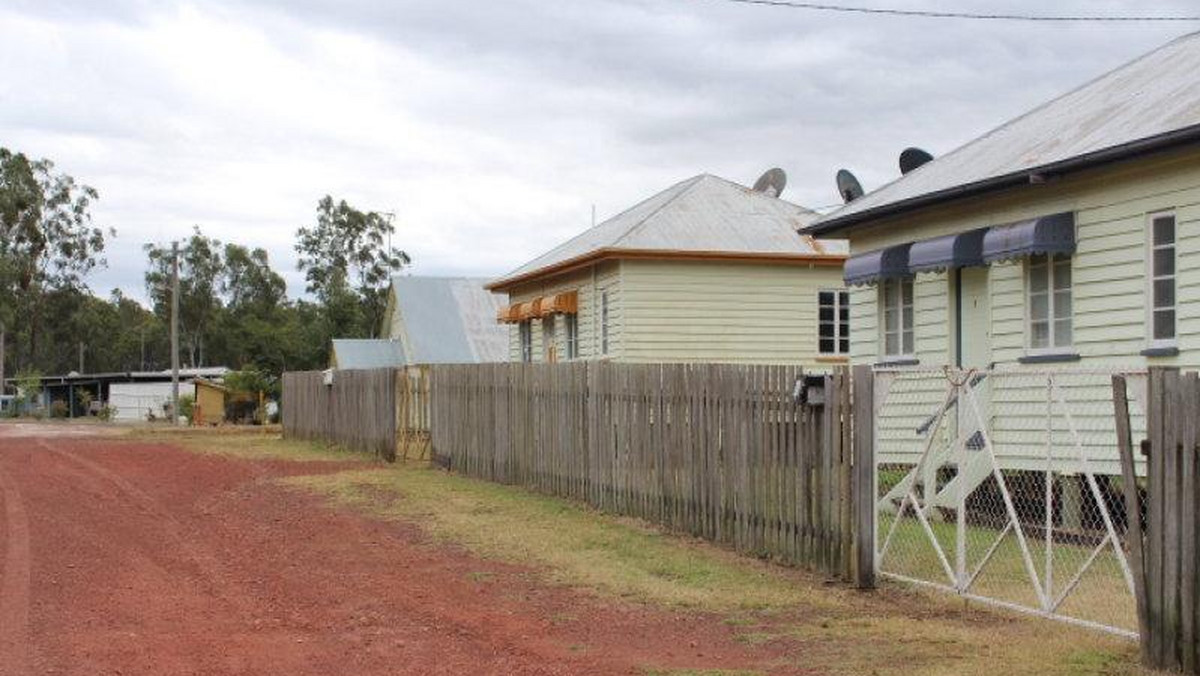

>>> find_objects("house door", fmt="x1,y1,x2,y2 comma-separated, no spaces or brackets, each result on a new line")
957,267,990,369
955,266,991,463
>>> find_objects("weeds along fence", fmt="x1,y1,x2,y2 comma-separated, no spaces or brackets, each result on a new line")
430,361,867,581
282,369,398,460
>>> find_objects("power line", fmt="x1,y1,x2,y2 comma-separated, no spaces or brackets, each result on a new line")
702,0,1200,22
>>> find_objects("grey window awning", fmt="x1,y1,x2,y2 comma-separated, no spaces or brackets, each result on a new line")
844,243,912,286
908,228,988,274
981,212,1076,264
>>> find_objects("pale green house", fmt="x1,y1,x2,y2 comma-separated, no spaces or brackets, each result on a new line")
808,32,1200,374
804,33,1200,480
488,173,849,367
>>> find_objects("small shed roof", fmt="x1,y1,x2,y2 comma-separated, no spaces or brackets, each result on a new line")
390,276,509,364
811,31,1200,233
489,174,843,290
331,339,409,369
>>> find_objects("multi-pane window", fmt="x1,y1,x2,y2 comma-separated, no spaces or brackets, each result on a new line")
601,291,610,355
818,290,850,355
519,321,533,362
565,314,579,359
1150,213,1177,343
1028,253,1072,350
881,278,914,357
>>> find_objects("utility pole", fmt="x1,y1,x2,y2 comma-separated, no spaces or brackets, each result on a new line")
0,322,6,398
170,241,181,425
78,341,84,374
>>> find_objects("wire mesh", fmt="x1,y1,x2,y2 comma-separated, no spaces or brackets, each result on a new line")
874,367,1147,636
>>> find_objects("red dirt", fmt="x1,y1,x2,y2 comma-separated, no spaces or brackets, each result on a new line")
0,427,813,676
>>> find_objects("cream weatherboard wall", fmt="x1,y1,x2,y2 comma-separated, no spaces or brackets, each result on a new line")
848,148,1200,370
501,258,847,367
619,259,845,366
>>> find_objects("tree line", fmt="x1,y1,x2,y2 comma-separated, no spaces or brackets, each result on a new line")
0,147,409,386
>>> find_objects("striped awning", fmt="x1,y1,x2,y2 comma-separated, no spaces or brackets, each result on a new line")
496,290,579,324
981,212,1076,264
844,243,912,286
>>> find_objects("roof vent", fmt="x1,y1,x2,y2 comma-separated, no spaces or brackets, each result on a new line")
899,147,934,175
751,168,787,197
836,169,865,203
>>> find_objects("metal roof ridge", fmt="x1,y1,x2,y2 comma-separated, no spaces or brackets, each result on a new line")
815,31,1200,229
609,173,710,249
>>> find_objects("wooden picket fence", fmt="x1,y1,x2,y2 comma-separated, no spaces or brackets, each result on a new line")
430,361,867,581
282,369,398,460
1116,367,1200,671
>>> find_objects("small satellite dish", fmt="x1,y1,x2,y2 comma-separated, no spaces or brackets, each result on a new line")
836,169,864,203
899,147,934,175
752,168,787,197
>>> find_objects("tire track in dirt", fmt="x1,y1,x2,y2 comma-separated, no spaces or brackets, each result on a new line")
0,459,31,676
36,439,257,620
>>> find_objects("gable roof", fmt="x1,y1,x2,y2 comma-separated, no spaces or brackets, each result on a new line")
388,276,509,364
331,339,408,369
810,31,1200,234
488,174,843,290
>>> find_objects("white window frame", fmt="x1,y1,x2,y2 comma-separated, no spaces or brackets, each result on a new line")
564,314,579,360
600,291,610,356
519,320,533,363
818,289,850,356
1147,210,1177,348
879,278,914,359
1025,253,1073,355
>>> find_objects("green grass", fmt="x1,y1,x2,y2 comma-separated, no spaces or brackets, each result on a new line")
152,430,1150,676
282,464,820,611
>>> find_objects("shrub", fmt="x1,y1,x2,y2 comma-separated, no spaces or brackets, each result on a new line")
98,405,117,422
49,400,69,419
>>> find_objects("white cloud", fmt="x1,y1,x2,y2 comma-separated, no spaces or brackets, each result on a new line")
0,0,1192,300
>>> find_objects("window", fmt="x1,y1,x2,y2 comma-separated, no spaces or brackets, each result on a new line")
519,321,533,362
880,278,914,357
1149,213,1177,343
565,314,579,359
818,290,850,355
1028,253,1072,350
543,316,557,362
601,291,610,355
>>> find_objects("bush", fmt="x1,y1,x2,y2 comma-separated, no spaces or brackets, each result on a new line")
98,405,117,422
178,394,195,422
49,400,69,419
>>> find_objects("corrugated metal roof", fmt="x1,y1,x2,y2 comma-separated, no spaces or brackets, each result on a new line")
391,276,509,364
491,174,843,288
813,31,1200,231
331,339,408,369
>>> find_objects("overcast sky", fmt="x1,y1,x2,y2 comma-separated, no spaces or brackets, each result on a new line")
1,0,1195,302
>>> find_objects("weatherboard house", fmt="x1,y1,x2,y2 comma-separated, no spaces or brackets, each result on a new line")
330,275,509,368
488,172,849,366
807,32,1200,374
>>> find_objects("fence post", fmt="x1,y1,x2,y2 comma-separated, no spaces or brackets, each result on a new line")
1114,374,1149,660
851,363,875,590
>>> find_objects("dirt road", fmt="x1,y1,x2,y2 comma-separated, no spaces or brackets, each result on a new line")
0,427,797,676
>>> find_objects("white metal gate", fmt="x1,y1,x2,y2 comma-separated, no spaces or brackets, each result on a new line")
873,367,1147,637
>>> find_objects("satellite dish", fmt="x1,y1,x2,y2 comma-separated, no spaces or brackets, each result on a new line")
899,147,934,175
752,168,787,197
836,169,864,203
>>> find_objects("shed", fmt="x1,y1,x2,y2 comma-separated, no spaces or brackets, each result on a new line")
192,379,227,426
330,276,509,368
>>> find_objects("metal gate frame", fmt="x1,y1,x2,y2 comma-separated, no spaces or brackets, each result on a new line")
873,366,1145,638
